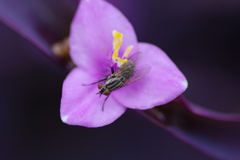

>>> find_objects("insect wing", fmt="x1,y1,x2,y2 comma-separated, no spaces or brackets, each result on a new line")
112,60,134,78
123,64,151,87
127,52,142,64
113,52,142,77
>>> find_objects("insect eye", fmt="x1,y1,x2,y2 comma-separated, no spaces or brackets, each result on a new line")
98,83,104,89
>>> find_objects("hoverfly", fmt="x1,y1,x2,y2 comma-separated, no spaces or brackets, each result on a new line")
82,52,151,111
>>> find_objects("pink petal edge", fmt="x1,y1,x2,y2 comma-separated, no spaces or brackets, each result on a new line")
60,68,126,128
69,0,138,76
112,43,188,110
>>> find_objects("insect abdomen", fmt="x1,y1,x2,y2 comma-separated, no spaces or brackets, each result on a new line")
119,60,135,79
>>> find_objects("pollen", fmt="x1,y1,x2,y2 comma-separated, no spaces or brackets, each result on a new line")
113,39,122,50
116,57,128,63
113,30,123,39
111,30,134,65
112,30,123,50
112,50,119,61
123,45,134,58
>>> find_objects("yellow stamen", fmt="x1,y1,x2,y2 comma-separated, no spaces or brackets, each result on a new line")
113,30,123,39
113,39,122,50
111,30,134,64
116,57,128,63
123,45,134,58
112,50,119,61
112,30,123,50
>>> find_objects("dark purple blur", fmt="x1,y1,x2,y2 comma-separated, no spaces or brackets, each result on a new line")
1,0,240,159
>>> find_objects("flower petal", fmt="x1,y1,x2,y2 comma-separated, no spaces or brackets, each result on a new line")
112,42,188,109
69,0,138,74
60,68,126,128
139,96,240,160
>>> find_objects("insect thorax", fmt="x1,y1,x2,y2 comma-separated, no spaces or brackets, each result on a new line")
105,76,125,92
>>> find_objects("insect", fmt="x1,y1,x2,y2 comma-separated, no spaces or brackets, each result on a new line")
82,52,151,111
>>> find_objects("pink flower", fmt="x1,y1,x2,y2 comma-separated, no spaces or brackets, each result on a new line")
3,0,240,158
60,0,188,127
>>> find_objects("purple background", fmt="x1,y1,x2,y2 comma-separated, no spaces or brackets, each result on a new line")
1,0,240,159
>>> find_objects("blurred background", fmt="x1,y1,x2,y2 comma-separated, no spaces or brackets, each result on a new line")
1,0,240,159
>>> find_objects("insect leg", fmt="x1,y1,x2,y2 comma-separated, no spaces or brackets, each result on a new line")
96,92,102,98
102,95,110,111
82,78,108,86
111,67,114,74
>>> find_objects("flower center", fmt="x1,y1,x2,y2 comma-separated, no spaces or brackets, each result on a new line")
111,30,134,67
